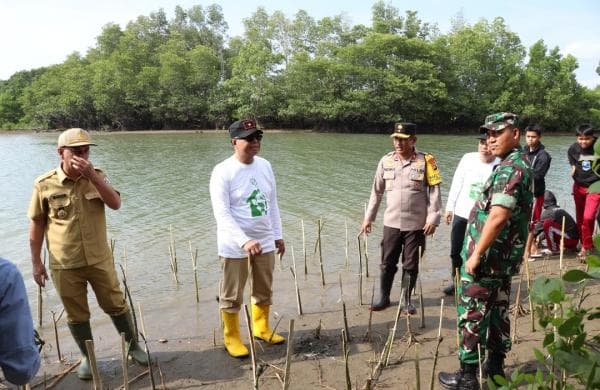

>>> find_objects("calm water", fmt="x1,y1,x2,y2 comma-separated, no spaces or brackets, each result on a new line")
1,131,575,310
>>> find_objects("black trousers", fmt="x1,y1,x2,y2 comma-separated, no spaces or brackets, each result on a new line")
380,226,425,274
450,215,468,270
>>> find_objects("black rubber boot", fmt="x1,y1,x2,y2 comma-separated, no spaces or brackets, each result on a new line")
443,283,455,296
67,321,93,380
483,352,506,386
438,363,480,390
403,270,418,315
111,311,149,365
370,270,395,311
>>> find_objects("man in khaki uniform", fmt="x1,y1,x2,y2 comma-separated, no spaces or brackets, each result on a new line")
28,128,147,380
361,122,442,313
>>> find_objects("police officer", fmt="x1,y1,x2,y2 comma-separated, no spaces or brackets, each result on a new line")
28,128,148,380
361,122,441,313
438,113,533,389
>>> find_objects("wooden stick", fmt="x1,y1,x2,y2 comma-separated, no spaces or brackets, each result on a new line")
138,303,156,390
317,218,325,286
511,271,524,344
386,289,406,366
414,343,421,390
559,215,565,276
283,319,295,390
119,264,139,339
342,301,350,344
301,219,307,276
85,340,102,389
428,299,444,390
243,305,258,389
37,252,46,329
455,271,460,348
477,343,483,390
50,309,64,362
117,369,150,389
190,241,200,303
290,246,303,315
121,332,129,390
363,233,369,278
36,362,78,389
418,247,426,328
342,329,351,390
524,252,535,332
364,284,375,341
168,224,179,284
357,235,364,305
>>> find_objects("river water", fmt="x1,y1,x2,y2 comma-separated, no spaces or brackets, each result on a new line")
1,131,575,311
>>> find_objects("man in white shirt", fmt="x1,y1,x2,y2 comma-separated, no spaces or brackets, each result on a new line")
209,119,285,358
443,135,499,295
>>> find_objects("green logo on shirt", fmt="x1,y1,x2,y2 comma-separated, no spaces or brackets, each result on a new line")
246,183,268,217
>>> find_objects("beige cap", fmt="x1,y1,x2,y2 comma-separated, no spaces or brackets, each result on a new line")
57,128,97,148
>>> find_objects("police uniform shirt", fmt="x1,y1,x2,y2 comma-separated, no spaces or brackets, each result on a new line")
27,166,115,269
365,150,441,231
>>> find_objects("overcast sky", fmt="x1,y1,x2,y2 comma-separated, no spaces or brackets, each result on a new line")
1,0,599,87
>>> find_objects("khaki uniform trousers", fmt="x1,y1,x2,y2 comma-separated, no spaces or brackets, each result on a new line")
219,251,275,313
50,259,128,323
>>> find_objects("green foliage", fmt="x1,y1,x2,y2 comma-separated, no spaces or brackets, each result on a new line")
497,252,600,389
0,3,598,130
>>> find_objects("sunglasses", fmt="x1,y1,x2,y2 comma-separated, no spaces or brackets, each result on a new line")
239,133,263,142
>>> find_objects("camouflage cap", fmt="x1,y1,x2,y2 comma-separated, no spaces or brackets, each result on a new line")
390,122,417,139
479,112,519,134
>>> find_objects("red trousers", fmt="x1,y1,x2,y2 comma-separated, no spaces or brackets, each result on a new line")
572,182,600,250
542,220,579,252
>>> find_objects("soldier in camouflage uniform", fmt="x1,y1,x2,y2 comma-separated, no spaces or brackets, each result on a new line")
439,113,533,390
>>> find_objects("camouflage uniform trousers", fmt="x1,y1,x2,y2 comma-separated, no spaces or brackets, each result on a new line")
457,267,512,364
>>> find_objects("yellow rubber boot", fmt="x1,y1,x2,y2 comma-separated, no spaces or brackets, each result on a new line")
221,311,249,358
251,304,285,344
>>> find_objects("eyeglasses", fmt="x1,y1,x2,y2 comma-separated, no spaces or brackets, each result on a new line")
64,146,90,155
239,133,263,142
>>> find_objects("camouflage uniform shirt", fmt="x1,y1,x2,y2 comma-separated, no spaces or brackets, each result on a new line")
461,147,533,277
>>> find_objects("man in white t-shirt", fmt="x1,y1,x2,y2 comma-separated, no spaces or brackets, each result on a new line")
209,119,286,358
443,135,499,295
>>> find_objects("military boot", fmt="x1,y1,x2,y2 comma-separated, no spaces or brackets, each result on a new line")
370,269,395,311
438,363,480,390
483,352,506,386
67,321,93,380
402,269,418,315
111,311,149,365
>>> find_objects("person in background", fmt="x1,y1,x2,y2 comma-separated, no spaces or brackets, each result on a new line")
567,124,600,261
531,190,578,257
210,119,285,358
524,124,552,257
443,135,499,296
28,128,147,380
0,258,41,385
439,113,532,389
361,122,441,313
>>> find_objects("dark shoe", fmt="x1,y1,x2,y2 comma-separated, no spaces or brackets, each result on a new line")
402,269,418,315
438,364,479,390
111,311,149,365
443,283,455,296
67,321,93,380
403,303,417,315
370,270,395,311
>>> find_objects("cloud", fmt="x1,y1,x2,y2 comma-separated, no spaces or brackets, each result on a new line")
564,41,600,60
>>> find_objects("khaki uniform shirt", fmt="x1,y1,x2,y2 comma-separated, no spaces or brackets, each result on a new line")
365,150,441,230
27,166,116,270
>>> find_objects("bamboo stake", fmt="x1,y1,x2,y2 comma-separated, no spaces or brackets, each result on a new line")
37,251,46,329
357,235,364,305
418,247,425,328
243,305,258,390
190,241,200,303
317,218,325,286
364,284,375,341
386,289,406,366
345,219,349,270
117,369,149,389
119,264,139,339
315,319,321,339
121,332,129,390
428,299,444,390
85,340,102,389
50,309,64,361
283,319,295,390
454,270,460,348
137,303,156,390
342,329,351,390
414,343,421,390
559,215,565,276
342,301,350,344
477,343,483,390
363,233,369,278
38,362,78,389
290,246,303,315
301,219,307,276
524,253,535,332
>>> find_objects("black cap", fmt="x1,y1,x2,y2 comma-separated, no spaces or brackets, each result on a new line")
229,119,262,139
390,122,417,139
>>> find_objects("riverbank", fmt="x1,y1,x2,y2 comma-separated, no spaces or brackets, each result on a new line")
20,253,598,389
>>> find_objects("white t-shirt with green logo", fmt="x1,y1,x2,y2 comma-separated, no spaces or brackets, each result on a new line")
446,152,500,219
210,156,283,258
